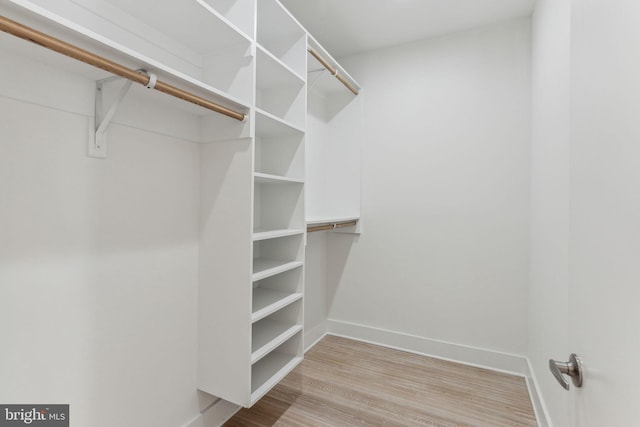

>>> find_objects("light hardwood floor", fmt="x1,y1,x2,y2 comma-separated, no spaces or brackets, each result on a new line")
225,335,537,426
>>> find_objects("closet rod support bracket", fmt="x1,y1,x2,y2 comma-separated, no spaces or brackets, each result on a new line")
89,73,142,158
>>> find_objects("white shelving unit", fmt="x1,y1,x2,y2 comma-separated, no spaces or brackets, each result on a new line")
197,0,307,408
1,0,360,411
248,0,306,407
256,46,306,130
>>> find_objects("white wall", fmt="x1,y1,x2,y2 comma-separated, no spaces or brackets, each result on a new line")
327,19,532,355
528,0,571,425
0,48,211,427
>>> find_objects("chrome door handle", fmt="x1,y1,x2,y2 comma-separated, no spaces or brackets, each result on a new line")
549,354,583,390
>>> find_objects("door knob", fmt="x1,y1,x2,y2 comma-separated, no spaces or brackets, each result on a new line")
549,353,583,390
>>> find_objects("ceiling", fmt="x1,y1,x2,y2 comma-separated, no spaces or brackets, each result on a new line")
279,0,535,57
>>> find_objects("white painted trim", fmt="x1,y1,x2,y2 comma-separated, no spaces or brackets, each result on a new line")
182,398,241,427
304,320,328,352
524,358,552,427
326,319,528,376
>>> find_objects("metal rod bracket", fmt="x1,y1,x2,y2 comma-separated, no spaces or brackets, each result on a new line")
89,76,133,158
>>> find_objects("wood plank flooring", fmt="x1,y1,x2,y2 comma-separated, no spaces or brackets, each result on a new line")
225,335,537,426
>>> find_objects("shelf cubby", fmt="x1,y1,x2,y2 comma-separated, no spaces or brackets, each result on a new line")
254,179,304,232
252,268,304,322
251,300,303,363
201,0,256,39
250,331,303,403
255,110,305,180
256,0,306,79
256,47,306,128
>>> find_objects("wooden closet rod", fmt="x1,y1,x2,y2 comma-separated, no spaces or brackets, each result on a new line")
0,15,246,122
307,46,359,96
307,220,358,233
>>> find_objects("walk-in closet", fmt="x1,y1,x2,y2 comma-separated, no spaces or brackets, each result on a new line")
2,0,639,426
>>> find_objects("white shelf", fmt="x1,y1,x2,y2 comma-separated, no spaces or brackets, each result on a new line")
251,321,303,364
252,287,302,323
251,350,303,403
255,172,304,185
257,44,305,87
3,0,250,114
256,0,304,45
252,259,303,282
253,228,304,241
255,108,305,137
200,0,256,40
256,0,306,78
104,0,252,54
255,43,305,128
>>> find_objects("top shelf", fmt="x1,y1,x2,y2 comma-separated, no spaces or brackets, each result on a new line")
104,0,252,55
2,0,250,116
200,0,255,40
256,0,306,79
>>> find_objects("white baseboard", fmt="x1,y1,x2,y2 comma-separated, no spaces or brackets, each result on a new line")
327,319,528,376
304,320,328,352
182,398,240,427
524,358,552,427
